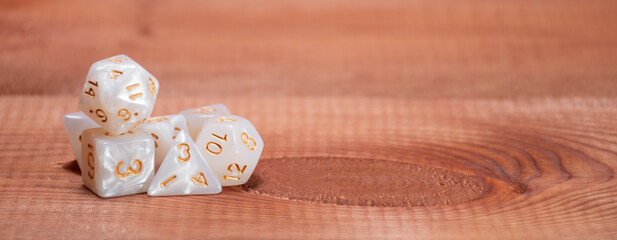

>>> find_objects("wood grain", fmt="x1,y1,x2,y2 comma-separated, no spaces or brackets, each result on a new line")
2,0,617,239
2,96,617,239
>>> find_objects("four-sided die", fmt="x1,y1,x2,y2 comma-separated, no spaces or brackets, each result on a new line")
138,115,189,171
62,111,99,168
148,130,222,196
79,54,159,135
179,104,230,139
195,115,264,186
81,128,155,198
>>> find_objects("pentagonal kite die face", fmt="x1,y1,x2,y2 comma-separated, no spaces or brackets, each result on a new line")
179,104,230,139
62,111,99,168
139,115,189,171
80,128,155,198
78,54,159,135
195,115,264,186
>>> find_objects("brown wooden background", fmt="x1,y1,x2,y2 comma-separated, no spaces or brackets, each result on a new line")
2,0,617,239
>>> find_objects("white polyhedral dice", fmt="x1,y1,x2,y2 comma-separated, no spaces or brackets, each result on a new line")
179,104,230,139
148,130,222,196
62,111,99,168
78,54,159,135
81,128,155,198
139,115,189,171
195,115,263,186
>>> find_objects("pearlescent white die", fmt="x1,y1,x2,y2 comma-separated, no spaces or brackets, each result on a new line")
195,115,263,186
139,115,189,171
78,54,159,135
179,104,230,139
81,128,155,198
62,111,99,168
148,130,222,196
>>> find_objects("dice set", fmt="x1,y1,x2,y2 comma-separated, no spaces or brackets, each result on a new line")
62,54,263,198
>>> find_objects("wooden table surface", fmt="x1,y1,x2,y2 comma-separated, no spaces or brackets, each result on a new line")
2,0,617,239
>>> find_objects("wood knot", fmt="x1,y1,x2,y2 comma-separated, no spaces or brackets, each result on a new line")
238,156,492,207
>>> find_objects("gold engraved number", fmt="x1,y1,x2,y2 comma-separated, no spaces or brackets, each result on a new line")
151,133,159,148
125,83,143,101
177,143,190,162
193,107,216,114
86,144,95,179
87,153,95,179
115,159,142,178
205,142,222,155
147,78,157,97
160,175,176,188
126,83,140,91
131,118,146,129
206,133,227,155
109,70,123,79
147,117,168,123
108,56,128,63
172,127,182,139
223,163,247,181
118,109,131,121
241,132,257,150
219,117,236,122
89,109,108,123
84,81,98,98
192,172,208,187
212,133,227,142
129,93,143,100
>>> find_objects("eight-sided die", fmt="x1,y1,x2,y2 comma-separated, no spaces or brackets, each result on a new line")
138,115,190,171
62,111,99,168
179,104,230,139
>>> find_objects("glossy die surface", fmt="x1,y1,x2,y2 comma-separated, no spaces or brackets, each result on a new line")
148,130,222,196
81,128,155,198
78,54,159,135
195,115,263,186
139,115,189,171
62,111,99,168
179,104,230,139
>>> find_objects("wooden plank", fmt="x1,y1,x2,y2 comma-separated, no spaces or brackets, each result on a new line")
1,96,617,239
2,0,617,239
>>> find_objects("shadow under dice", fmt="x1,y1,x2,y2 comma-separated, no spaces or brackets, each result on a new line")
78,54,159,136
81,128,155,198
62,111,99,168
139,115,189,171
179,104,230,140
195,115,264,186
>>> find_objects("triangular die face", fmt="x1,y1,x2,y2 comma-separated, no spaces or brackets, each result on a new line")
148,130,221,196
